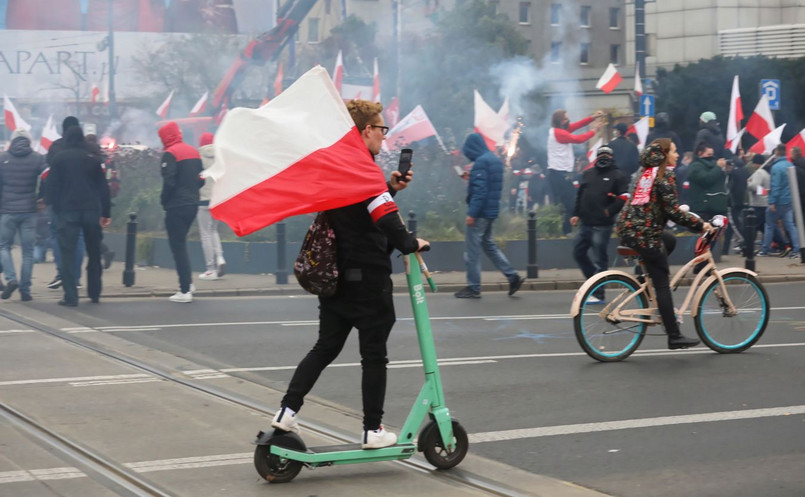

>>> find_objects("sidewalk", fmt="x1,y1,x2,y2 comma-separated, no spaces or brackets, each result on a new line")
17,252,805,301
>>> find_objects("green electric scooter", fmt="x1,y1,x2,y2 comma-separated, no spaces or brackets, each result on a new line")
253,251,469,483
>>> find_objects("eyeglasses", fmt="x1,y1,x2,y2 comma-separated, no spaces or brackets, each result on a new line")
369,124,390,135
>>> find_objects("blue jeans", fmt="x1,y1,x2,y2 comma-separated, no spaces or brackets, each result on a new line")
464,217,517,292
0,212,36,295
573,224,613,297
762,204,799,253
50,207,84,285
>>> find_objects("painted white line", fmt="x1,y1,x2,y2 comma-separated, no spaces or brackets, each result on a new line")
0,374,152,387
388,360,496,369
0,329,35,335
69,378,162,387
469,405,805,443
126,453,251,472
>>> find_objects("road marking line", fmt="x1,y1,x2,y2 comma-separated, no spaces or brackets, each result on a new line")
0,329,35,335
469,405,805,443
69,378,162,387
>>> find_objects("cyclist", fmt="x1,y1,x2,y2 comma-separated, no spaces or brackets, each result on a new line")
616,138,713,350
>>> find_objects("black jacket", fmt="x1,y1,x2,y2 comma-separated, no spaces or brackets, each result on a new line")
45,138,110,217
158,122,203,210
695,122,730,159
607,137,640,178
0,136,46,213
727,157,749,208
573,163,630,226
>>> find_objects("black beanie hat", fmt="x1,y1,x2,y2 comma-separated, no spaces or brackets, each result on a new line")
62,116,80,134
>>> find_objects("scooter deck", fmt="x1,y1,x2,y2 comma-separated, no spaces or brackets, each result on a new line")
271,443,417,467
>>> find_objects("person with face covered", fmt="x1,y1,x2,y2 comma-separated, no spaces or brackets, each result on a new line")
569,146,630,302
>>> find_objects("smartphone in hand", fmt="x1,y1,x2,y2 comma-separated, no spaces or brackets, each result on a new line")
397,148,413,181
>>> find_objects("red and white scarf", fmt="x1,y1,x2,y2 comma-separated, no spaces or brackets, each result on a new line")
631,167,658,206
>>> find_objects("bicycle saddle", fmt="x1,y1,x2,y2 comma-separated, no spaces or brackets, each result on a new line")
617,246,639,257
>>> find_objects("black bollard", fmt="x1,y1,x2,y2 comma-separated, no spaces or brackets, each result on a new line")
276,222,288,284
408,211,417,237
527,211,539,278
122,213,137,287
743,208,756,271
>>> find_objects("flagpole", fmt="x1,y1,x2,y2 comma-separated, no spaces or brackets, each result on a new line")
107,0,117,119
633,0,646,119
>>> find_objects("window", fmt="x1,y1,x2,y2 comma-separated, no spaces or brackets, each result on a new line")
609,7,620,28
307,18,319,43
580,6,591,27
550,41,561,63
519,2,530,24
550,3,560,25
610,44,620,64
580,42,590,64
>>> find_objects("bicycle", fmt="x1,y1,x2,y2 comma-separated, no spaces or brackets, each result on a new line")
570,215,770,362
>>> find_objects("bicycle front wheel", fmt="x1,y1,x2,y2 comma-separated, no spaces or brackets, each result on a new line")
574,273,648,362
694,271,769,353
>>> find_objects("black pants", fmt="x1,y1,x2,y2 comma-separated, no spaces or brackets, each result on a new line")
547,169,576,235
634,233,679,336
165,205,197,293
55,209,103,303
282,274,395,430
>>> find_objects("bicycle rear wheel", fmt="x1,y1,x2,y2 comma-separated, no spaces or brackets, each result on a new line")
694,271,769,353
574,273,649,362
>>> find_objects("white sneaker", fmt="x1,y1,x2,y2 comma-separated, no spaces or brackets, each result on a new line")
216,257,227,277
271,407,300,434
189,283,196,294
361,426,397,449
169,291,192,303
587,296,605,304
199,270,218,281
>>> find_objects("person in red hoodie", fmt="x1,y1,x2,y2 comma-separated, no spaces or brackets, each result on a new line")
158,122,204,303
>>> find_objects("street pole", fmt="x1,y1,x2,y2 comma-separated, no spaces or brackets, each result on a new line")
633,0,646,119
107,0,117,118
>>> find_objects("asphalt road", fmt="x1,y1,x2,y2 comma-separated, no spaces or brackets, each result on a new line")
28,282,805,497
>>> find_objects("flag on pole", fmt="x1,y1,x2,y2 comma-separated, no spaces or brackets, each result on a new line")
156,90,174,119
385,97,399,128
208,66,389,237
274,63,283,97
586,137,603,164
39,115,60,152
726,128,745,154
595,64,622,94
333,50,344,95
726,75,743,146
634,65,643,97
473,90,509,150
748,124,786,155
745,94,775,140
498,97,510,124
372,58,380,103
189,91,209,117
786,129,805,158
627,116,650,149
3,94,31,132
384,104,445,152
91,84,100,103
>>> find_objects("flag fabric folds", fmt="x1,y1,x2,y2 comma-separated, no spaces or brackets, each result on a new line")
726,128,745,154
208,66,388,237
745,94,775,140
39,115,60,151
786,129,805,158
91,84,100,103
189,91,209,117
274,63,283,97
627,117,650,149
384,104,443,151
333,50,344,95
473,90,509,150
4,94,31,132
633,65,643,97
586,137,603,165
726,75,743,146
385,97,400,129
372,58,380,103
596,64,622,94
748,124,786,155
156,90,174,118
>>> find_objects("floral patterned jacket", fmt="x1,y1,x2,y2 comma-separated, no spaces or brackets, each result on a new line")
616,168,704,250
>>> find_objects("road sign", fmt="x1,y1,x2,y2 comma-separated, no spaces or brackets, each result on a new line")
761,79,780,110
640,94,655,117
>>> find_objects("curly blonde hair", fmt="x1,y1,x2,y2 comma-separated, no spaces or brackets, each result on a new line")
346,99,383,130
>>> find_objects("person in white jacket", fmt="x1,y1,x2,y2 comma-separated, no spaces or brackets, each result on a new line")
746,153,786,255
197,133,226,279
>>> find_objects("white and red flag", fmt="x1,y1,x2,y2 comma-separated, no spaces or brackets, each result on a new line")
208,66,389,236
596,64,622,94
384,104,445,152
189,91,209,117
726,128,746,154
333,50,344,95
726,75,743,146
627,116,650,149
91,84,100,103
39,115,60,152
473,90,509,150
633,65,643,97
274,62,283,97
586,137,603,165
372,58,380,103
745,94,775,140
385,97,399,129
156,90,174,119
786,128,805,158
749,124,786,155
3,94,30,132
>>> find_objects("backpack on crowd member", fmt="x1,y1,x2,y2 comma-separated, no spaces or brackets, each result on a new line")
294,212,338,297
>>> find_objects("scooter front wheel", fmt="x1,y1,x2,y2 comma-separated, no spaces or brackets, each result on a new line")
418,420,468,469
254,431,305,483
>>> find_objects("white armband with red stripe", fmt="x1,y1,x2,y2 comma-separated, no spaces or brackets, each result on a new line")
367,192,398,222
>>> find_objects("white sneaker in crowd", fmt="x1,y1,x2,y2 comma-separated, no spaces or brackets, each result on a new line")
271,406,300,434
361,426,397,449
168,291,192,303
216,257,227,277
199,270,218,281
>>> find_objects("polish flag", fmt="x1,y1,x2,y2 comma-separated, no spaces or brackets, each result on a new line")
274,62,283,97
726,75,743,146
385,97,399,128
384,104,444,151
333,50,344,95
372,58,380,103
474,89,509,150
634,65,643,97
156,90,174,119
3,94,31,132
745,94,775,140
726,128,745,154
208,66,389,237
586,137,603,165
748,124,786,155
91,84,100,103
189,91,209,117
627,116,650,149
786,129,805,158
39,115,60,152
595,64,622,94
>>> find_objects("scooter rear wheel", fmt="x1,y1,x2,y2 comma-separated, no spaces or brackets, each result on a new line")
418,420,468,469
254,431,305,483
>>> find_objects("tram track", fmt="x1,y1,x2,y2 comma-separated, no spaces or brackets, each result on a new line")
0,307,531,497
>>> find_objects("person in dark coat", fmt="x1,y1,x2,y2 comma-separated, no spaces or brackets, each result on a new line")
607,123,640,179
645,112,682,159
45,126,110,306
0,128,46,301
695,111,730,159
723,148,749,254
454,133,523,298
